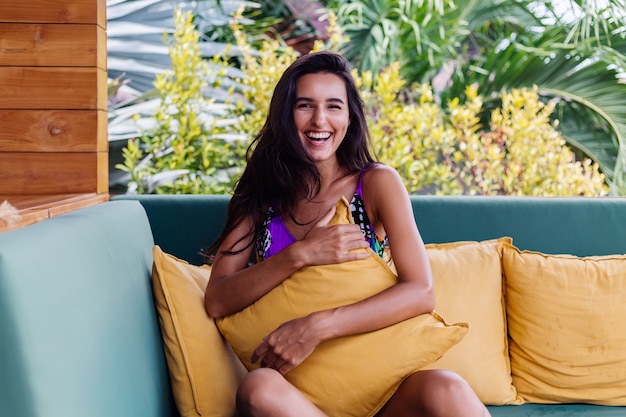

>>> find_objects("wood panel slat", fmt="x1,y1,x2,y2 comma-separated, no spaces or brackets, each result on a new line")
98,108,108,152
0,110,101,152
0,193,110,232
0,0,104,25
97,24,107,70
0,153,104,194
0,205,49,232
96,151,109,193
0,67,105,110
0,23,98,67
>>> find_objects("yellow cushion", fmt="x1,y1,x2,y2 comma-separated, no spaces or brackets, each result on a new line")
152,246,247,417
216,197,468,417
503,243,626,405
423,238,523,405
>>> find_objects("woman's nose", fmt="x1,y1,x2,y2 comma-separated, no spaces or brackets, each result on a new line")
312,108,326,125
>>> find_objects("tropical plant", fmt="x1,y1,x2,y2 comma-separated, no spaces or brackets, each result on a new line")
356,63,608,196
109,0,612,196
333,0,626,194
106,0,260,191
220,16,609,196
116,8,247,194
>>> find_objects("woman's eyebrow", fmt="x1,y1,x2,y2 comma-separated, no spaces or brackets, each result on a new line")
295,97,346,104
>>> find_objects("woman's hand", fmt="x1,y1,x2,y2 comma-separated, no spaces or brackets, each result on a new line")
251,312,330,375
295,204,371,267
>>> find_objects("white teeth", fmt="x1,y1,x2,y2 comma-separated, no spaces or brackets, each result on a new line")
307,132,331,140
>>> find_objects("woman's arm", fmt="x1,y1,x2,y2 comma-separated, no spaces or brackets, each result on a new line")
322,164,436,334
205,205,371,318
253,165,435,374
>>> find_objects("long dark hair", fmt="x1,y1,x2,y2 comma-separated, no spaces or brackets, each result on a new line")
205,51,377,260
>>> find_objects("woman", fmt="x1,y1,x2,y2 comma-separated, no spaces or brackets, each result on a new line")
204,51,490,417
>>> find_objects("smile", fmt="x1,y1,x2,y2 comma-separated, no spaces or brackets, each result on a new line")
306,132,332,141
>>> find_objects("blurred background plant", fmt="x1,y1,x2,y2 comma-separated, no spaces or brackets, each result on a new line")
107,0,267,193
115,9,248,194
332,0,626,194
358,64,608,195
108,0,623,196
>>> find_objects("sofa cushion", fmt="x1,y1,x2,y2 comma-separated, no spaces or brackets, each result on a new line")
423,238,522,405
216,197,468,417
503,244,626,405
152,246,247,417
0,201,175,417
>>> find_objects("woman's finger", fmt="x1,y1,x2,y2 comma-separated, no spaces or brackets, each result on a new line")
251,340,269,364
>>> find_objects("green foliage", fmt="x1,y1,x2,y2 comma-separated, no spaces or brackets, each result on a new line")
228,8,300,139
116,9,247,194
231,24,608,196
358,63,608,195
118,5,609,197
332,0,626,193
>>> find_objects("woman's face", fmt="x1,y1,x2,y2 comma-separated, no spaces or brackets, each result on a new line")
293,72,350,165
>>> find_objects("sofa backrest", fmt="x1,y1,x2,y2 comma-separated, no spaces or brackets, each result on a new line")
0,200,176,417
114,194,230,265
410,196,626,256
114,194,626,265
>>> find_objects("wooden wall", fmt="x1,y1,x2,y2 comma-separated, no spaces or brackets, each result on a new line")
0,0,109,231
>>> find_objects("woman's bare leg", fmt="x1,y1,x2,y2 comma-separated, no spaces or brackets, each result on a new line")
236,368,328,417
376,370,491,417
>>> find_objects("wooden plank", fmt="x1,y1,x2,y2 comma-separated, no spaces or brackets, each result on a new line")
0,205,49,232
47,193,109,216
97,67,108,111
0,23,97,67
96,151,109,193
97,24,107,70
0,0,102,25
97,0,106,30
0,110,100,152
0,67,103,110
97,109,108,152
0,153,101,194
0,193,110,233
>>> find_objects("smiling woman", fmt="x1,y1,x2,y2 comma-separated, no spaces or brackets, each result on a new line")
202,51,491,417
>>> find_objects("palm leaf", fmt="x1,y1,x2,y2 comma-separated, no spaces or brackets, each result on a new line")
447,28,626,190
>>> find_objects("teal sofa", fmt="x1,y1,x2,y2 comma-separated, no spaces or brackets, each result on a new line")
1,194,626,417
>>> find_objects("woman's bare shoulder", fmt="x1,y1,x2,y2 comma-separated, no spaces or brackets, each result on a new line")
363,164,406,192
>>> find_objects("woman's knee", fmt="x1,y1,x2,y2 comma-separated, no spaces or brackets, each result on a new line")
236,368,328,417
377,370,481,417
422,369,472,397
414,370,487,416
236,368,285,414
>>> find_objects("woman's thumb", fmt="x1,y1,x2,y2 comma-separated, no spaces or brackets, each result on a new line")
315,204,336,228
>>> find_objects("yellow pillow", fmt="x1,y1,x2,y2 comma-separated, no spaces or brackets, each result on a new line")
423,238,523,405
152,246,247,417
216,197,468,417
503,243,626,405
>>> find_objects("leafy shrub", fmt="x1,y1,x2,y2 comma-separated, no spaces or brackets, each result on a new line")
116,9,246,194
228,11,608,196
357,64,608,196
228,8,300,140
119,7,608,197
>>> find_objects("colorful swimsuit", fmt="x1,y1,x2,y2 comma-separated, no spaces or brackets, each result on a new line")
255,170,388,262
